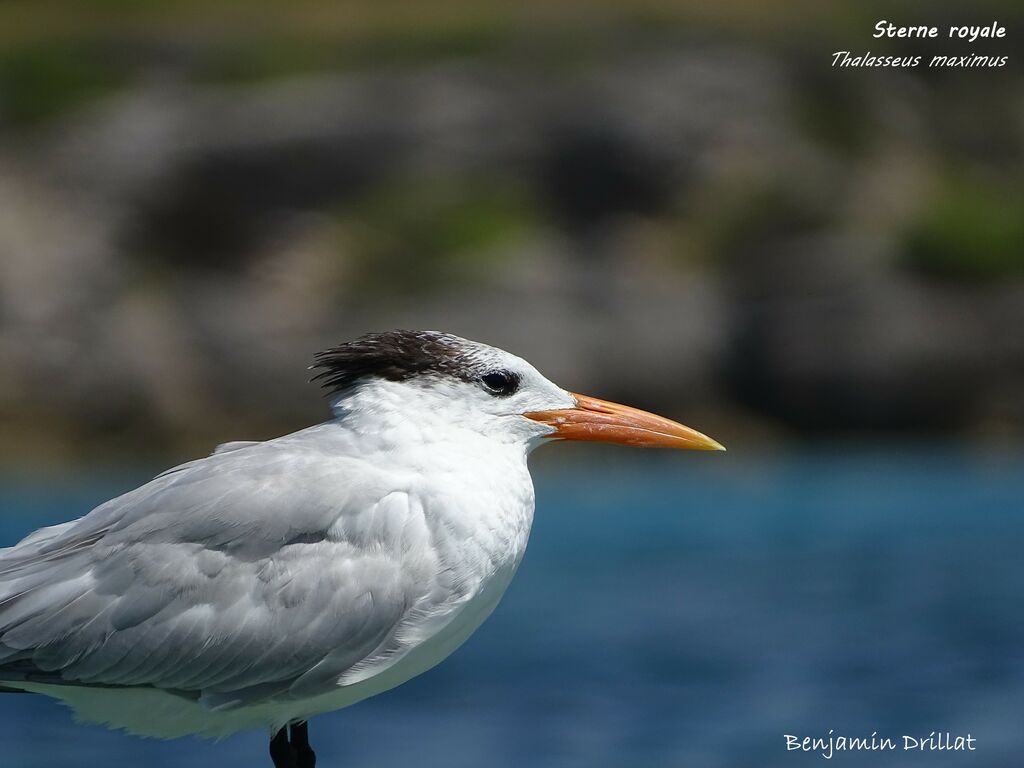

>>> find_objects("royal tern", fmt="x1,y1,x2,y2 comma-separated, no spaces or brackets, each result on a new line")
0,330,723,767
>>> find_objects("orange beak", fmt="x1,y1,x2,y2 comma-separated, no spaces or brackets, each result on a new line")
524,393,725,451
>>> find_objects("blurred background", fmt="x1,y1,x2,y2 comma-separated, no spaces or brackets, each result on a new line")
0,1,1022,766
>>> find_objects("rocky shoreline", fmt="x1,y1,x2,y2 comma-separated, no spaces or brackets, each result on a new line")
1,38,1021,460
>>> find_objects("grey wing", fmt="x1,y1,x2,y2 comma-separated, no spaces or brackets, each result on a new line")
0,435,434,709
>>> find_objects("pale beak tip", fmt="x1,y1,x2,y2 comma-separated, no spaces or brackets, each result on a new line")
694,435,727,452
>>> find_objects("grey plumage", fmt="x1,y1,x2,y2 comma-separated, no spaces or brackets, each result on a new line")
0,428,429,707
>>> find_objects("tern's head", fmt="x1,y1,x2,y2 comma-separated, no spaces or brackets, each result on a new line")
312,330,723,453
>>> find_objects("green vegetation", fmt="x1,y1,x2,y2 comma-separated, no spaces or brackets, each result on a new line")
0,44,126,127
901,178,1024,282
702,182,838,261
340,177,537,295
194,26,510,86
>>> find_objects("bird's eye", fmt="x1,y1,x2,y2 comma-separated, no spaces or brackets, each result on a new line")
480,370,519,397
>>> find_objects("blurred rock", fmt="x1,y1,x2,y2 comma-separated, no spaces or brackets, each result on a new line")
0,43,1021,461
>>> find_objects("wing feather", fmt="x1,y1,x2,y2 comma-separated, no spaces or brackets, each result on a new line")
0,427,439,707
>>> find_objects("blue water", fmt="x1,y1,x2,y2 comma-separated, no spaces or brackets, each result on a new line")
1,450,1022,767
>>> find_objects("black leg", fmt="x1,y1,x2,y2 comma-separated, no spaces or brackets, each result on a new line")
290,721,316,768
269,726,297,768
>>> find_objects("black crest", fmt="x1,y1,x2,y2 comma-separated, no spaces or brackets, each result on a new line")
311,330,478,394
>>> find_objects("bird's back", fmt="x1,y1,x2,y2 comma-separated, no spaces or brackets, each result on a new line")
0,420,535,736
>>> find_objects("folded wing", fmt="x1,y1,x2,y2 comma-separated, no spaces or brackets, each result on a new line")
0,431,438,709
